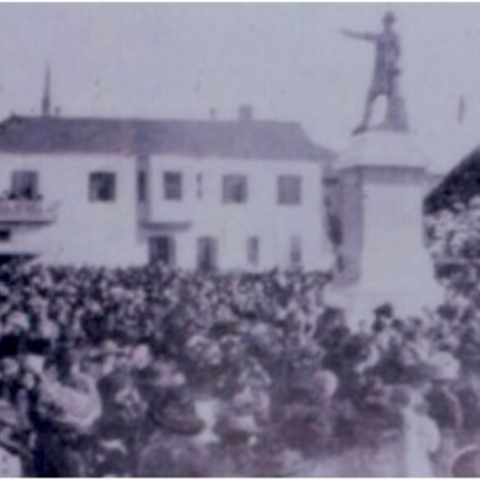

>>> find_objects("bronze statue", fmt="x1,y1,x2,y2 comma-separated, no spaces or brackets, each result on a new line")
342,11,408,134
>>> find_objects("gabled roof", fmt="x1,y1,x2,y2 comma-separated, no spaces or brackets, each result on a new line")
0,115,336,162
425,145,480,213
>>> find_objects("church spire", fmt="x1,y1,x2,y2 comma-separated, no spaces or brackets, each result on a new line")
41,65,51,117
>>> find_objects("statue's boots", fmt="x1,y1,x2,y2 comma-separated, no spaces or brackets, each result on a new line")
352,123,367,135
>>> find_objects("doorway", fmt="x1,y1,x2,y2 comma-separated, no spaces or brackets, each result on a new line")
149,236,176,266
197,237,218,272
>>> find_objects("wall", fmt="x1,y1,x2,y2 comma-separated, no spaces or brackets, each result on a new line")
0,152,147,266
145,155,334,272
0,151,335,271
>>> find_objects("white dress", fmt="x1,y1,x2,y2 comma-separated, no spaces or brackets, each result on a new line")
0,445,22,477
402,409,440,477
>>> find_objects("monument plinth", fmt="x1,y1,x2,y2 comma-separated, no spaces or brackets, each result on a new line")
329,12,443,323
328,129,443,322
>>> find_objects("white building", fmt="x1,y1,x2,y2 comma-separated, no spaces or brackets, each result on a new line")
0,104,336,271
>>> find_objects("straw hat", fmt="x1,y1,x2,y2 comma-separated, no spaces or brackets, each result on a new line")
153,402,205,436
429,351,460,381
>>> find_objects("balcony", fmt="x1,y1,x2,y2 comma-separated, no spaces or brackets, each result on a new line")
0,200,58,225
140,220,192,233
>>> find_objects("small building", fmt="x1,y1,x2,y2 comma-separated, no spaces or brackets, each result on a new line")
0,105,336,271
425,145,480,213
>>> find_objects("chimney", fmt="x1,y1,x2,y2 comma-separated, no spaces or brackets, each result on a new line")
238,104,253,122
42,65,52,117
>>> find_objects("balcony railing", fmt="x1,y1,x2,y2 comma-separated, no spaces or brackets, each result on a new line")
0,200,58,224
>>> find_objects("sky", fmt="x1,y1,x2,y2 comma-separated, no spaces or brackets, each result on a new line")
0,3,479,172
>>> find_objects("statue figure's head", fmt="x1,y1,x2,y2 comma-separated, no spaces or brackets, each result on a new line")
383,11,396,28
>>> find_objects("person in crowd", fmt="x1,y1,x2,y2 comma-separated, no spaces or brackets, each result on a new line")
391,385,440,477
135,383,207,476
425,370,463,475
0,254,479,476
27,339,101,476
0,398,29,477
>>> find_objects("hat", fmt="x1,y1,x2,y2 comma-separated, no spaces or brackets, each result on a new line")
7,312,29,332
221,411,259,436
469,195,480,210
390,385,412,408
374,303,393,318
186,334,210,353
383,11,396,24
0,335,22,359
154,405,205,436
0,400,20,429
0,429,28,460
429,351,460,381
452,445,480,477
97,339,123,358
24,338,50,356
0,401,30,458
312,369,338,398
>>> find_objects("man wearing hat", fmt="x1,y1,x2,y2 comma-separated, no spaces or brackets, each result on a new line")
27,341,102,476
425,358,463,476
386,385,440,477
130,339,209,475
94,369,142,476
214,387,263,476
0,334,24,403
135,383,208,476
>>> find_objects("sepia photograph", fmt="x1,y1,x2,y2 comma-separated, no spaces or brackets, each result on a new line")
0,2,478,476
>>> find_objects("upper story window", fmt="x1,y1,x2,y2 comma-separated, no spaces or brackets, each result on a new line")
278,175,302,205
164,172,182,200
89,172,116,202
196,173,203,200
138,171,147,202
0,231,11,242
223,174,248,204
11,171,40,200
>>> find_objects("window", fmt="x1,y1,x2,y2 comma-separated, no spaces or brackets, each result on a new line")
11,171,40,200
138,171,147,202
89,172,116,202
196,174,203,200
0,231,11,242
278,175,302,205
149,236,175,266
164,172,182,200
197,237,218,272
223,175,247,203
247,237,260,267
290,236,302,267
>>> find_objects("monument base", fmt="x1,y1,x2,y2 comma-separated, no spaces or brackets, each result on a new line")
329,128,443,328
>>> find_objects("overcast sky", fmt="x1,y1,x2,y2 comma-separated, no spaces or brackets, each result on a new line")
0,3,479,172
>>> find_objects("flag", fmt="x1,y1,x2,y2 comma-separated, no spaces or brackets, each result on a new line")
458,95,466,124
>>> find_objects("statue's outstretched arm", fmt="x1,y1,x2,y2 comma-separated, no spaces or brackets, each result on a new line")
340,29,377,42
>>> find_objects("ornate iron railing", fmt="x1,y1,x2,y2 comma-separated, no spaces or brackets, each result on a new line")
0,200,58,224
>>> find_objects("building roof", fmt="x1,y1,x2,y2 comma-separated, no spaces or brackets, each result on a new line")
0,114,336,162
425,145,480,213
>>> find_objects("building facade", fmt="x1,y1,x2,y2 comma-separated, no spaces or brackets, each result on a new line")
0,107,336,271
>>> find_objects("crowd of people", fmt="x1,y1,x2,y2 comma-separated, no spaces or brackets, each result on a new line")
425,194,480,261
0,258,477,476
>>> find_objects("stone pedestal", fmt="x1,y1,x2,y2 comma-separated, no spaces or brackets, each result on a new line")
327,130,443,324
